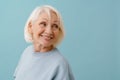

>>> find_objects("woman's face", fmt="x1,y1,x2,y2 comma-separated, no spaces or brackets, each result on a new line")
29,11,60,48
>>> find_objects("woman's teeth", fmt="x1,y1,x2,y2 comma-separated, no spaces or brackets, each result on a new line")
41,35,53,39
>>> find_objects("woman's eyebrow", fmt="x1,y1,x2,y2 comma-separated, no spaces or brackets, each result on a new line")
53,20,59,23
41,18,48,21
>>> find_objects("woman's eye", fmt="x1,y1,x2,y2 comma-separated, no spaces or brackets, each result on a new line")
39,22,46,27
52,24,59,30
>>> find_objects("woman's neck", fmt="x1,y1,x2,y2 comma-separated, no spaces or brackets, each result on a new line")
33,43,54,52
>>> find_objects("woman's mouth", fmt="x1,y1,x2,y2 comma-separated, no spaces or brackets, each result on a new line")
40,34,53,41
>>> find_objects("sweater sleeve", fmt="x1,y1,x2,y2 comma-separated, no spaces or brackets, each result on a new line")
53,59,75,80
13,46,30,78
13,53,24,78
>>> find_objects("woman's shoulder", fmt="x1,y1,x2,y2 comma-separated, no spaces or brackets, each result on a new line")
24,45,33,52
25,45,33,50
53,49,69,67
21,45,33,56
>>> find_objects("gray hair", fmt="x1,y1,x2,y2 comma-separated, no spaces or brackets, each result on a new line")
24,5,65,47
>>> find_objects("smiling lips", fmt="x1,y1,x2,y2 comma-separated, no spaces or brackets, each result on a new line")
41,34,53,41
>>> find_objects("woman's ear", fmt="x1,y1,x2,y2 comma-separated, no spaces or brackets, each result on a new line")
28,21,33,34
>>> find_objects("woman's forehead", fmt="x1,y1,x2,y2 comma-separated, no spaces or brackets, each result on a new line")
39,11,59,22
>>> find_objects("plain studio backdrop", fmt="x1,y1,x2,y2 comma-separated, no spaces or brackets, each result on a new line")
0,0,120,80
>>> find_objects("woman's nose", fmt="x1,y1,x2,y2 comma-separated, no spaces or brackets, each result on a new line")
45,26,53,34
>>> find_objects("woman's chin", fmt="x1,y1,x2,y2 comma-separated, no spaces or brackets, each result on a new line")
40,42,53,47
39,39,53,46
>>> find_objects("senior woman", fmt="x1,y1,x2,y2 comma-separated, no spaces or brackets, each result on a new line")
13,5,74,80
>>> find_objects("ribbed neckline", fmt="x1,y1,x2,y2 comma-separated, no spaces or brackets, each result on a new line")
31,45,57,56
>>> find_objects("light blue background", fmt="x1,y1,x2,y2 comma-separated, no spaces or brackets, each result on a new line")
0,0,120,80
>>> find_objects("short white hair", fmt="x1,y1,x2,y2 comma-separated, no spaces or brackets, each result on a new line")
24,5,65,47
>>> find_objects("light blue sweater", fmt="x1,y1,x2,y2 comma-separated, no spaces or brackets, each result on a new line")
14,45,74,80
